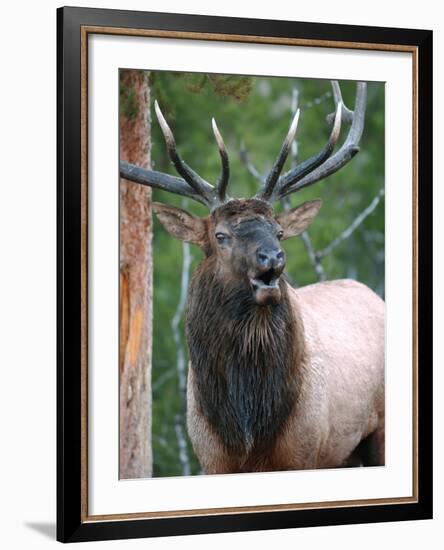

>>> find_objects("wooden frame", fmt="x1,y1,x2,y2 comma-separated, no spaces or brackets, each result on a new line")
57,6,433,542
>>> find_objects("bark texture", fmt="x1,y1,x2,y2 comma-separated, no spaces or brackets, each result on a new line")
119,70,153,479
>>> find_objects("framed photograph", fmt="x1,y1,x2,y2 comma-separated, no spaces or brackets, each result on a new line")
57,6,433,543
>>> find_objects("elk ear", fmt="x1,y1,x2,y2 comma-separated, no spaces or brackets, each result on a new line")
276,200,322,239
152,202,207,246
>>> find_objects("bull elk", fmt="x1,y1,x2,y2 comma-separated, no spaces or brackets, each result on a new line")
120,81,385,473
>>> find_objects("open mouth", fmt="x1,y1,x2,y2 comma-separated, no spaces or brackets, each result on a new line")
250,268,279,290
249,269,281,305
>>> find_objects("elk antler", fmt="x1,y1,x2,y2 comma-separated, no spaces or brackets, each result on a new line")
119,101,231,210
212,118,230,202
259,109,300,202
120,82,367,209
255,81,367,204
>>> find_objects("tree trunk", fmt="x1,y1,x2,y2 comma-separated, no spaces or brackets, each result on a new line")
119,70,153,479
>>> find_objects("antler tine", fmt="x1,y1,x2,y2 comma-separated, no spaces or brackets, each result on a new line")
277,81,367,199
276,100,343,199
212,118,230,202
119,161,210,207
154,101,215,203
257,108,300,202
328,81,354,124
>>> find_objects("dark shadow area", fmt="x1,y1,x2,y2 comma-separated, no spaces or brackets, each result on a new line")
24,522,56,540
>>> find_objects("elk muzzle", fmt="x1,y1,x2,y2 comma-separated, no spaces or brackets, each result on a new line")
250,246,286,306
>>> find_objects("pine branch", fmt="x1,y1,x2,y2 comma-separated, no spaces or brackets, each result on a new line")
170,199,193,474
317,188,385,259
175,415,191,476
301,232,326,281
171,240,191,405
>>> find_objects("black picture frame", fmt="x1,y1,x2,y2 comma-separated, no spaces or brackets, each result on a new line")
57,6,433,543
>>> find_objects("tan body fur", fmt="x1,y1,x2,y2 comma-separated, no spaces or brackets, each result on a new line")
187,279,385,474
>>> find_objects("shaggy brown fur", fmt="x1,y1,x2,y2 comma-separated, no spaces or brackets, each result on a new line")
186,264,306,464
211,198,274,223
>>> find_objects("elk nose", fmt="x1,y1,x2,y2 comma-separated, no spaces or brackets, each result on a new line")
256,248,285,270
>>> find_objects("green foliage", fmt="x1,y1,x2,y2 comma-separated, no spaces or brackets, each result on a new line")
151,72,252,103
207,74,252,101
141,71,384,477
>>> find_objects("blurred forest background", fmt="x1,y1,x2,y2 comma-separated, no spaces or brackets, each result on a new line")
120,71,385,478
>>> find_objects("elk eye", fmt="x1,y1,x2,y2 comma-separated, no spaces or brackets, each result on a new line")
215,232,229,244
277,230,284,240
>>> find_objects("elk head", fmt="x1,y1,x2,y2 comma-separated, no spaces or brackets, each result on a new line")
120,82,367,306
153,198,323,305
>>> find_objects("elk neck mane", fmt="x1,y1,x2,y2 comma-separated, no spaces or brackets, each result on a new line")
186,258,307,458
